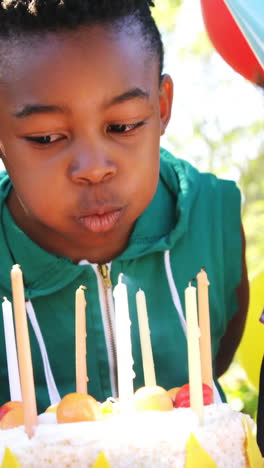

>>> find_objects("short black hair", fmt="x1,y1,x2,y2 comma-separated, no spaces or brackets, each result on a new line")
0,0,164,76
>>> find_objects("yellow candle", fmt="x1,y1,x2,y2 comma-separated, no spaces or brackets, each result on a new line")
185,282,204,424
197,269,213,399
10,264,38,438
113,274,134,411
75,285,88,394
136,289,156,387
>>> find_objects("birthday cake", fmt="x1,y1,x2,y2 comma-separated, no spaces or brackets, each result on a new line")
1,267,263,467
0,392,262,468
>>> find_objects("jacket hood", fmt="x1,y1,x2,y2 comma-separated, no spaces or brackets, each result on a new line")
0,148,201,299
118,147,201,260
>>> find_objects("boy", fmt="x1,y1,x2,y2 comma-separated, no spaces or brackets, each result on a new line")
0,0,248,412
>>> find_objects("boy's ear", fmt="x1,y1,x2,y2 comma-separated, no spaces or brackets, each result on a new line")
159,74,173,135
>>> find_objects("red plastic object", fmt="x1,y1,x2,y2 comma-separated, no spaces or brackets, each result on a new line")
200,0,264,85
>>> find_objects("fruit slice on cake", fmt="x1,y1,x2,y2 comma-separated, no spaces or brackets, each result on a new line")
0,447,20,468
56,392,101,423
92,451,112,468
243,417,264,468
185,433,218,468
172,383,213,408
133,385,174,411
0,401,23,429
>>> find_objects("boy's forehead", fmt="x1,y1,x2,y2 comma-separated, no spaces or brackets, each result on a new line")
0,25,161,113
0,23,159,84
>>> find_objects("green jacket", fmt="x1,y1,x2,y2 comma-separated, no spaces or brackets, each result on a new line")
0,148,242,412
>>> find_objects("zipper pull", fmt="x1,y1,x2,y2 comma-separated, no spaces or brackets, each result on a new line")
98,264,112,288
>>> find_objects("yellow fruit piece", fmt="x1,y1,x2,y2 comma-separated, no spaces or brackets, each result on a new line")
92,451,112,468
0,447,20,468
185,433,218,467
133,386,173,412
100,399,120,419
243,417,264,468
57,393,101,423
101,401,115,419
45,404,58,413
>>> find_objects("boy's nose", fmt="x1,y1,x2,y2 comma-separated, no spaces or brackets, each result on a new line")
68,147,117,185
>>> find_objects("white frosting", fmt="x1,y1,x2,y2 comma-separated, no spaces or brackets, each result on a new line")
0,404,252,468
38,413,57,425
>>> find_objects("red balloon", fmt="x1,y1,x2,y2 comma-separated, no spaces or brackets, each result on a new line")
200,0,264,85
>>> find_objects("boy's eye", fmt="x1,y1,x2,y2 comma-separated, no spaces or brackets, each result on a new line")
23,122,145,145
107,122,145,134
25,134,64,145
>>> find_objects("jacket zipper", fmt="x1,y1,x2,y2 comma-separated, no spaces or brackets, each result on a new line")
97,264,118,397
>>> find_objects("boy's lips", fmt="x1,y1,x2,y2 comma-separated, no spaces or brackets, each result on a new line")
78,207,123,233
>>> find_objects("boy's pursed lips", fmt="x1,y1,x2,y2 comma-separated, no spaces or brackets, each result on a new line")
77,203,123,218
76,203,124,233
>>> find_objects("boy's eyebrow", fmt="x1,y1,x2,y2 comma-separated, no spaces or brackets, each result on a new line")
12,88,150,118
108,88,150,106
13,104,67,119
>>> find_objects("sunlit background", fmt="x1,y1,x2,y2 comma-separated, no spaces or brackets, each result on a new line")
154,0,264,279
153,0,264,419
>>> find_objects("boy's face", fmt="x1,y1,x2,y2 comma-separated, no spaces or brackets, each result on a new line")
0,24,173,263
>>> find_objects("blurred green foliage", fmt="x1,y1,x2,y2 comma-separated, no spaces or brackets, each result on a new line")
240,146,264,278
219,362,258,420
152,0,183,32
179,30,212,59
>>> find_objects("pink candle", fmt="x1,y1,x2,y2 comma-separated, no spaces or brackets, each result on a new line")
75,285,88,394
11,264,37,438
197,268,213,399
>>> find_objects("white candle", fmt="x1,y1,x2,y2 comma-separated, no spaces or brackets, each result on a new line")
75,285,88,394
136,289,156,387
185,282,204,424
2,297,22,402
113,274,134,411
